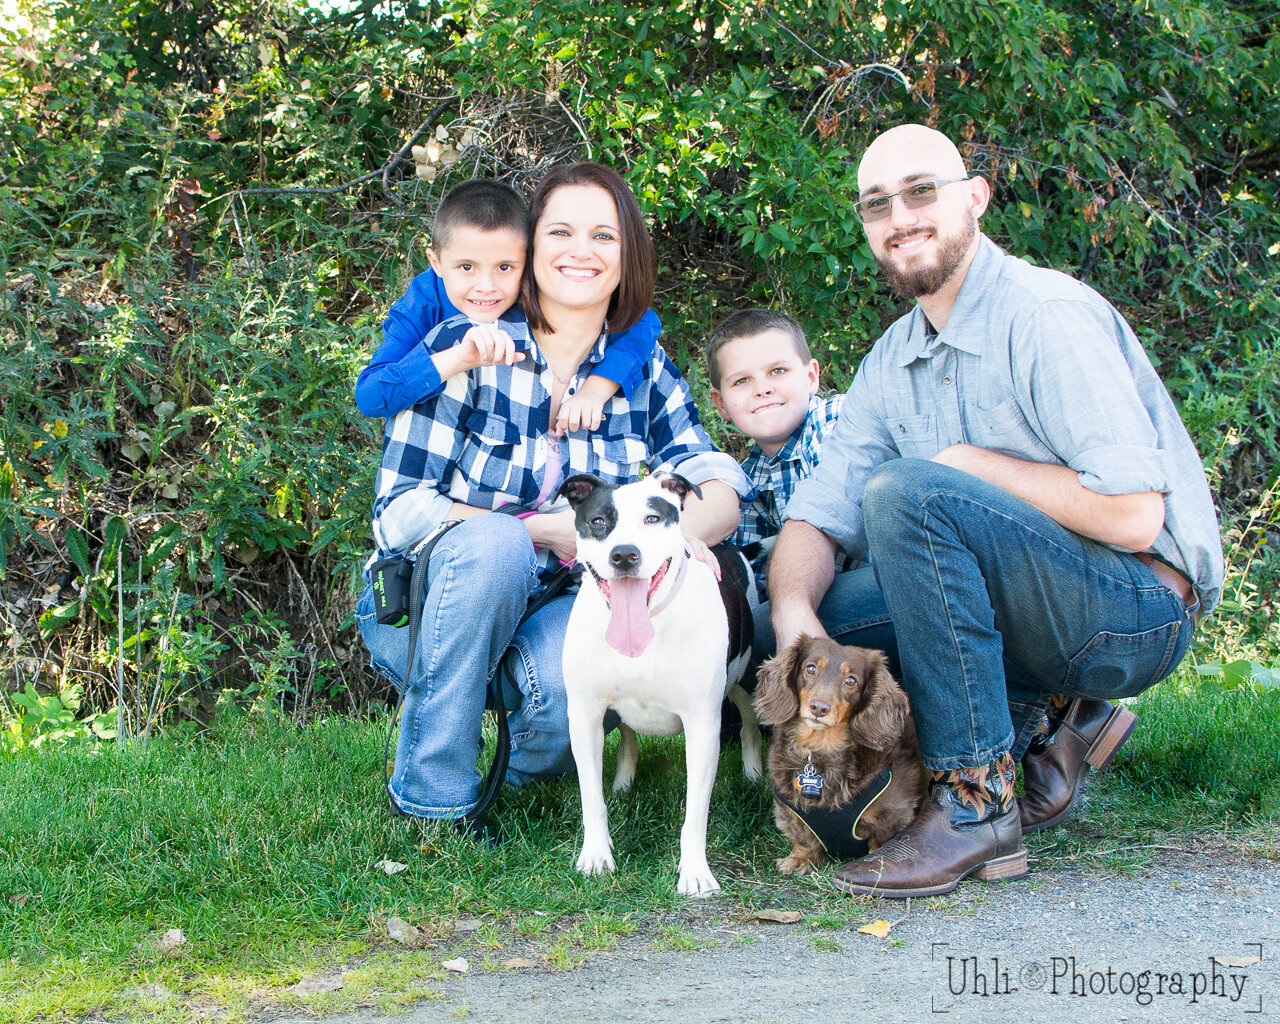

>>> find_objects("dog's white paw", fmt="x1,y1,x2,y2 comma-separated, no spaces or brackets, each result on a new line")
741,748,763,782
676,862,721,897
576,843,616,877
611,767,635,793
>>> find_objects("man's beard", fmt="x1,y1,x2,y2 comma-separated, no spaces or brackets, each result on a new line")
875,209,977,299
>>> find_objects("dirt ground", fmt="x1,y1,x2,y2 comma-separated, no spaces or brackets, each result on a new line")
285,847,1278,1024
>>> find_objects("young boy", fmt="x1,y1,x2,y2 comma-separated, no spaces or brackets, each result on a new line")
355,179,660,433
706,309,845,596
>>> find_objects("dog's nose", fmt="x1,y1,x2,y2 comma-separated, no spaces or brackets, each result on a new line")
609,545,641,572
808,699,831,719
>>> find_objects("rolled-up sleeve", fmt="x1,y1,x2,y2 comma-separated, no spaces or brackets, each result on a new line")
644,351,752,497
1014,299,1170,497
372,371,472,552
784,361,898,561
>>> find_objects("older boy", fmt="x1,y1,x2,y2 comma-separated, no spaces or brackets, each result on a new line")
355,179,659,433
706,309,844,598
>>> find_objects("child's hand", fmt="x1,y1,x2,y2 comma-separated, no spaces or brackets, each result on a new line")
555,391,607,435
458,325,519,369
682,532,722,581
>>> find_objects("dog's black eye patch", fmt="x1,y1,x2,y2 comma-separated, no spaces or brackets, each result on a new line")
645,496,680,527
574,489,618,540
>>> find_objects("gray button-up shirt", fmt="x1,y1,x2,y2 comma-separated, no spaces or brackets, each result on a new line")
785,236,1225,612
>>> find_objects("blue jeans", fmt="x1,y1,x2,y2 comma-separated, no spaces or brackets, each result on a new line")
356,515,578,818
756,460,1197,771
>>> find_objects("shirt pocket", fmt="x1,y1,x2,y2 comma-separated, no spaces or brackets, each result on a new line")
459,410,521,493
966,398,1057,462
588,431,650,483
888,413,937,460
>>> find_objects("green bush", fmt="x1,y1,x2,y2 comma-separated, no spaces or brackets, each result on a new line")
1,0,1276,726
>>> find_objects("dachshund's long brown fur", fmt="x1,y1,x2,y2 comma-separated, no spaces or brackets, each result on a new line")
754,635,928,874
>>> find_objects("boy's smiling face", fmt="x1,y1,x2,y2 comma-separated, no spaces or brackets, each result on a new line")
710,329,820,456
427,224,527,323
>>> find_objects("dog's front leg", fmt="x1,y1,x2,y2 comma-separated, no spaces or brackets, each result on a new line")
567,698,615,876
726,683,763,781
676,713,721,897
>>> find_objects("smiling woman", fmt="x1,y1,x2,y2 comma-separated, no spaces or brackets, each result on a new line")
355,163,750,837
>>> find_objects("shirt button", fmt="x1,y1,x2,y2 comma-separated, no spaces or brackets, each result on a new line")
943,376,952,384
568,388,575,395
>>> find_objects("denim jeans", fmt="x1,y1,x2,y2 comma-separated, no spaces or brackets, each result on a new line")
356,514,578,818
756,459,1197,771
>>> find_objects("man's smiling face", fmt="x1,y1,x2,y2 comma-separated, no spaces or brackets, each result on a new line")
856,125,989,299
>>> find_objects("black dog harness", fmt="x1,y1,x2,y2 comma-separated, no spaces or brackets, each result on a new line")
773,766,893,861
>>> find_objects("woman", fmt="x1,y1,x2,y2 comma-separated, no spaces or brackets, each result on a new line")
356,163,750,834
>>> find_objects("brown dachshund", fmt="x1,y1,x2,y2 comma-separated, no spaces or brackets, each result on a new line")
754,635,928,874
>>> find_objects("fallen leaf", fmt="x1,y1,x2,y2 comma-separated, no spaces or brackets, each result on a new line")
375,859,409,876
289,976,343,995
500,958,540,969
387,916,421,944
754,909,803,924
155,927,187,952
1213,956,1262,968
858,920,892,939
9,894,29,908
454,918,483,933
441,958,468,974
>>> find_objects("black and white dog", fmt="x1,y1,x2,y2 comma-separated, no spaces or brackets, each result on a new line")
559,472,762,896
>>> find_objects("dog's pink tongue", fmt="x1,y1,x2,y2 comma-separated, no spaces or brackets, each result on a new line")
605,577,653,658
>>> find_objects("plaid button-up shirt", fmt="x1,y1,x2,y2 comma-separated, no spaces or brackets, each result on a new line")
372,311,751,575
732,394,846,594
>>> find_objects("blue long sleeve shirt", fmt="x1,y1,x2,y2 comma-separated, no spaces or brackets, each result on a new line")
355,267,663,418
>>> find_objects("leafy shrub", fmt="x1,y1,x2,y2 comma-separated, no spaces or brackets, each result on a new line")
1,0,1277,729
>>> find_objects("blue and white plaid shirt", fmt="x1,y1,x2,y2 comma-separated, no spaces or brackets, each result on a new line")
732,394,846,594
373,311,751,575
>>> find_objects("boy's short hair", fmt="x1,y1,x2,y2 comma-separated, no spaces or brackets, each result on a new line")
705,309,810,388
431,179,529,251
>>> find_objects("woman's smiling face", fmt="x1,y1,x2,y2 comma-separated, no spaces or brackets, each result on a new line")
531,184,623,318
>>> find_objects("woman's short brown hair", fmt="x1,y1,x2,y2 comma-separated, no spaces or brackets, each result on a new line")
520,162,655,335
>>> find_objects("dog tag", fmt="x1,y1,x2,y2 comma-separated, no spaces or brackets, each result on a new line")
795,758,824,798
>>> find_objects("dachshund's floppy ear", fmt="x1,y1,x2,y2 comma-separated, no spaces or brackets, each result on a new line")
752,635,808,727
846,649,910,752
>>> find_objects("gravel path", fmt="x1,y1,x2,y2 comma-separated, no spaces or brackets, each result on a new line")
292,850,1278,1024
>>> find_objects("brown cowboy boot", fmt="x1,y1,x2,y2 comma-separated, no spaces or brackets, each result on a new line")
1019,698,1138,834
832,753,1027,898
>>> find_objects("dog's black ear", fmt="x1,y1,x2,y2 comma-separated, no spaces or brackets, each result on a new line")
654,472,703,508
752,635,807,727
846,650,910,752
560,474,608,508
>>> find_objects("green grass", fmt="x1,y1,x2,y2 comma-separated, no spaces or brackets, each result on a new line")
2,672,1278,1021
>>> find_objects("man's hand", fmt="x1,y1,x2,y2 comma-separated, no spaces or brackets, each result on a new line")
768,520,838,652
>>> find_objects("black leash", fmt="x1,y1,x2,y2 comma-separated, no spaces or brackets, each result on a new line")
383,507,579,823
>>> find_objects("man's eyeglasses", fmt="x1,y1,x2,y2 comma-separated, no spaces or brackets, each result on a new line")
853,178,969,223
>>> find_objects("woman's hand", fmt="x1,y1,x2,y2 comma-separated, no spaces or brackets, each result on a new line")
523,509,578,565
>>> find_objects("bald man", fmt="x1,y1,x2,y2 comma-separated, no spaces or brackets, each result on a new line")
766,124,1223,897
